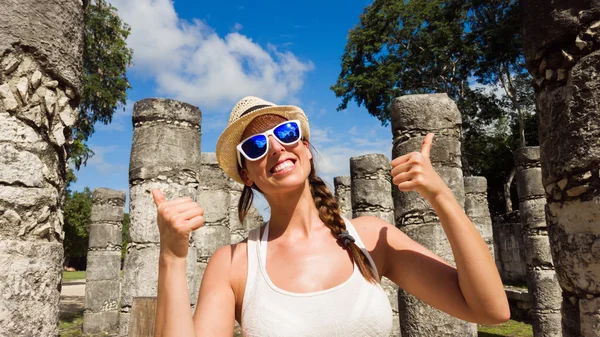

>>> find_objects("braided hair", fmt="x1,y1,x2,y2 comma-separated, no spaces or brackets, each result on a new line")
238,153,378,284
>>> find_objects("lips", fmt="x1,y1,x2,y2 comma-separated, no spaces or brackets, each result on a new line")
270,158,296,174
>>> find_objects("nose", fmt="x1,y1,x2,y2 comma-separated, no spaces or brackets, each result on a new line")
268,135,285,156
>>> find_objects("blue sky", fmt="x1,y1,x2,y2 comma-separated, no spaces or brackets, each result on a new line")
71,0,393,218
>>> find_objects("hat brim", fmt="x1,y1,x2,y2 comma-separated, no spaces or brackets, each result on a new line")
216,105,310,184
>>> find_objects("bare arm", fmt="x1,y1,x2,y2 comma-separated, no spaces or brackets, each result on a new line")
192,245,236,336
385,133,509,324
152,190,203,337
155,255,195,337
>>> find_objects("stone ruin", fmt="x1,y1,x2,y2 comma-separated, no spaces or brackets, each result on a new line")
2,1,600,336
84,189,126,335
522,1,600,335
0,1,83,336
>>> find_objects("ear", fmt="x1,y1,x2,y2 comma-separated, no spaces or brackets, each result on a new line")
303,140,312,160
239,168,254,187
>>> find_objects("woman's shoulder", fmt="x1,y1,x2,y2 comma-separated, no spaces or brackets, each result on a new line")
349,216,396,247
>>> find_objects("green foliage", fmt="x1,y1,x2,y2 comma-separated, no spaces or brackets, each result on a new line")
332,0,538,215
332,0,476,123
63,188,93,263
69,0,133,171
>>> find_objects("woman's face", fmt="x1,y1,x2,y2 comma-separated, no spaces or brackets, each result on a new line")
239,114,312,195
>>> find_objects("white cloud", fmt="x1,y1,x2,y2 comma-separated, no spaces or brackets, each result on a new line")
109,0,314,110
310,125,392,185
233,22,243,31
87,145,128,175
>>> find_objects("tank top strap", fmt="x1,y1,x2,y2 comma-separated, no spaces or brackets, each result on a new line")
342,217,381,281
242,227,261,313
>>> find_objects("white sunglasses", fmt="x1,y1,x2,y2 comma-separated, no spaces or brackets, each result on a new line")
236,120,302,167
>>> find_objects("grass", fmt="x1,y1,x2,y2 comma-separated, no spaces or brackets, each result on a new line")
62,271,86,281
478,320,533,337
59,311,83,337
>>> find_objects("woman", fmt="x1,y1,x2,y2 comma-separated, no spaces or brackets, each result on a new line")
152,96,509,337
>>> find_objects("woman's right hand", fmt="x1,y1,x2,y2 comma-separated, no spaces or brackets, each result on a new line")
152,189,205,260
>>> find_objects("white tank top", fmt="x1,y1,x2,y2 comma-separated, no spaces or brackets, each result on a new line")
241,217,394,337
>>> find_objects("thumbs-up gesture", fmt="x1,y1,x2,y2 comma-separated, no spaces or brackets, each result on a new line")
152,189,205,260
390,133,447,201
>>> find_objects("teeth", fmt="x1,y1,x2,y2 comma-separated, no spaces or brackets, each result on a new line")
273,160,294,173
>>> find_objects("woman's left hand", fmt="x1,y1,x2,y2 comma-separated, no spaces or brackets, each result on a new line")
390,133,448,201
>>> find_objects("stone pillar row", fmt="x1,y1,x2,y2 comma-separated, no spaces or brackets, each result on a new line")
0,1,83,336
84,188,126,336
515,147,562,337
522,1,600,335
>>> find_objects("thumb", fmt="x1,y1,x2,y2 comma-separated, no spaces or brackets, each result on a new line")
421,133,434,160
152,189,166,207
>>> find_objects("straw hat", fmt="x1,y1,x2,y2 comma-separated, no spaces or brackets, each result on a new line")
216,96,310,184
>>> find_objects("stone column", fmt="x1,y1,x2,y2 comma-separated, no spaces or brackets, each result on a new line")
83,188,126,335
515,147,562,337
521,2,600,335
464,177,494,257
350,154,394,224
193,152,232,302
349,154,399,336
492,212,527,284
390,94,476,337
120,99,201,336
0,1,83,336
334,176,352,219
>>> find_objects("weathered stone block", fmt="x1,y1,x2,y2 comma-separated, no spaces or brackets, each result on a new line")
129,99,201,181
88,223,122,249
0,0,84,93
464,176,487,194
580,296,600,337
92,188,126,204
121,246,197,307
351,179,393,210
392,135,461,168
519,198,547,229
84,280,120,312
129,181,197,243
516,168,545,200
0,240,63,337
535,50,600,185
82,311,119,335
197,189,230,224
529,269,562,311
548,199,600,294
334,176,352,219
194,225,231,258
86,251,121,281
90,203,125,223
391,94,461,131
522,235,554,267
0,144,44,188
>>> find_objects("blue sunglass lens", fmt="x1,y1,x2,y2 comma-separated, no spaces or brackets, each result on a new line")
274,122,300,143
241,134,268,159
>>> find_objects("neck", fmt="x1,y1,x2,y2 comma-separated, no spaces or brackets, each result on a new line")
263,179,324,239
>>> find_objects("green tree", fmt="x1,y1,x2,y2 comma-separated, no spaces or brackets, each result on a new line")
69,0,133,172
63,187,93,269
332,0,537,215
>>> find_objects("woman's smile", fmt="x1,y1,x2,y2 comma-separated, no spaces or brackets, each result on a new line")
270,158,297,175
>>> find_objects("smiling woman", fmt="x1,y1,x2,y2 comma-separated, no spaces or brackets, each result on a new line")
151,96,510,337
